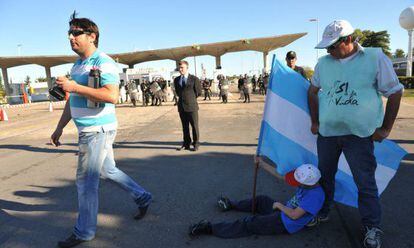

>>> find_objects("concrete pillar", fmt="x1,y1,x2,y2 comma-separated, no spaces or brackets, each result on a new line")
45,66,52,89
407,30,413,77
1,67,12,97
263,51,269,73
215,56,222,69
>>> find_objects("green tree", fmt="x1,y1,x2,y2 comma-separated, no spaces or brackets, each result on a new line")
303,66,314,79
36,76,47,82
352,29,392,57
352,29,368,44
394,49,405,58
24,75,31,85
363,30,391,57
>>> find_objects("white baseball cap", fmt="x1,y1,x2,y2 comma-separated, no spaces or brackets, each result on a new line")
285,164,321,186
315,20,354,49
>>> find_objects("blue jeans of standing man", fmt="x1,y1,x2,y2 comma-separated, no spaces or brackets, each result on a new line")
317,134,381,228
73,130,152,240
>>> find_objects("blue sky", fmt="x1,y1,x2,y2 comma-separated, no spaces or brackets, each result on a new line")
1,0,413,83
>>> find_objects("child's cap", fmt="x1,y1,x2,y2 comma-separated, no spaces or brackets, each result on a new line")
285,164,321,187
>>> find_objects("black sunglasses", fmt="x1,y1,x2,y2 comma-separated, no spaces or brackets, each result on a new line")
68,29,91,37
327,37,347,50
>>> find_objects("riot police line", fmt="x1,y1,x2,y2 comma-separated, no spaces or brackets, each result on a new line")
117,73,270,107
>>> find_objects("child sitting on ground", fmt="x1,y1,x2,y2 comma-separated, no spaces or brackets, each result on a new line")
189,163,325,238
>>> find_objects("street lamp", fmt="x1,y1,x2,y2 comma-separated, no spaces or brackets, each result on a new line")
399,6,414,77
194,56,197,76
309,18,319,61
192,45,201,77
17,44,22,56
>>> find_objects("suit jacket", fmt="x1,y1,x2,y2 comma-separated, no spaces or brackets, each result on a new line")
174,74,202,112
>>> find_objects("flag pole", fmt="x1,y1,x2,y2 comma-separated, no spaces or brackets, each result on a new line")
252,159,260,214
252,55,276,214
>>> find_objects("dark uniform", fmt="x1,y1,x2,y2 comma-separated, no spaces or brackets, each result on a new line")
242,76,250,103
237,76,244,100
286,51,308,80
258,75,265,95
150,81,162,106
251,75,257,93
219,77,229,103
140,80,151,106
202,79,211,100
293,66,308,80
263,73,269,95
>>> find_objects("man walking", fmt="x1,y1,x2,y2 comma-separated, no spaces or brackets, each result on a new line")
51,13,152,248
308,20,403,248
174,60,202,151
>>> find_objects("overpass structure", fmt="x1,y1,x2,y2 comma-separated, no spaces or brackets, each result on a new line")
0,32,306,97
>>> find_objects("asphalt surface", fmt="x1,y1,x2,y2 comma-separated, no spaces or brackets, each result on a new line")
0,94,413,248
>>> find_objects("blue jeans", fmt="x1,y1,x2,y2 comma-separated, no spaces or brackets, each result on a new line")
73,130,152,240
211,195,286,238
317,134,381,228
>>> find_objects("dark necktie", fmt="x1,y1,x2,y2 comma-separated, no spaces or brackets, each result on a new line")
181,76,186,86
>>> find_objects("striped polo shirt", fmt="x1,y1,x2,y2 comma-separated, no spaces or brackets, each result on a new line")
70,50,120,133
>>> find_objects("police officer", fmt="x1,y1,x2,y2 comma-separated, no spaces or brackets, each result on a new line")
251,75,257,93
202,79,211,100
218,75,229,103
242,74,250,103
237,75,244,100
286,51,307,80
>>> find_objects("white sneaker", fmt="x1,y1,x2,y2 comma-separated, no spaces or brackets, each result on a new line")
363,226,383,248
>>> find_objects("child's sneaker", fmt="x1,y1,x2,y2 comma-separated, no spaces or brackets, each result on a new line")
318,213,329,222
188,220,212,236
305,217,319,227
217,196,232,212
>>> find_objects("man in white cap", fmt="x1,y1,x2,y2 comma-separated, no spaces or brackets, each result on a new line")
188,163,325,238
308,20,404,248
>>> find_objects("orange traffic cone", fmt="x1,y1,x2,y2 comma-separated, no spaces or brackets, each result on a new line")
48,102,53,112
0,107,8,121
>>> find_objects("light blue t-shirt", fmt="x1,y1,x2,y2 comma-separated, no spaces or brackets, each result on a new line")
312,46,403,137
70,50,120,133
281,186,325,234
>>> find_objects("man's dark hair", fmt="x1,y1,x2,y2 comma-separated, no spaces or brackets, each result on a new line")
69,11,100,47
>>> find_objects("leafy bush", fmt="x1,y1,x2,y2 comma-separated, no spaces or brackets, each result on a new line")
398,77,414,89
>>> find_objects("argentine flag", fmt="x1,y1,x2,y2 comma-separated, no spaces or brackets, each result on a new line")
257,56,407,207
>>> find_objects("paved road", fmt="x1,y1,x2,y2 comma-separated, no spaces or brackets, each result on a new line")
0,94,413,248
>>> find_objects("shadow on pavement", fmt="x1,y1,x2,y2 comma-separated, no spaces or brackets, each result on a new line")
1,151,412,248
402,153,414,162
335,160,414,248
0,144,77,154
0,141,257,154
113,140,257,150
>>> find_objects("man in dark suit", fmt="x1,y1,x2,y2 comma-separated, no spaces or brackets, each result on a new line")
174,60,202,151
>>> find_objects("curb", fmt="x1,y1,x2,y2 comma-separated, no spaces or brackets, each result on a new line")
0,101,66,109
